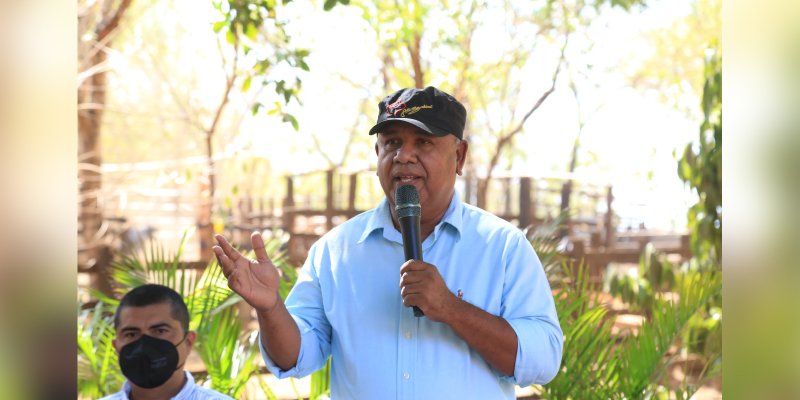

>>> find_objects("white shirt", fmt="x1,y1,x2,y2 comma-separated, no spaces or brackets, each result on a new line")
99,371,233,400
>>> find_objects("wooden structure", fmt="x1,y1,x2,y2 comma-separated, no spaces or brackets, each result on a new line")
79,166,691,294
225,169,369,265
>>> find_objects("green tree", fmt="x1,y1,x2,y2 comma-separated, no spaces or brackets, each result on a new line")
354,0,647,208
627,0,721,118
678,42,721,266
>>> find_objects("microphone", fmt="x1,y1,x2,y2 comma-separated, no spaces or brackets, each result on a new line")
395,185,424,317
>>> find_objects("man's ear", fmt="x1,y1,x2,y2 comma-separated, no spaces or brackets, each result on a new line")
455,139,468,175
185,331,198,350
374,141,379,156
112,338,119,353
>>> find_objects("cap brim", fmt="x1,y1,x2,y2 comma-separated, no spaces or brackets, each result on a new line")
368,118,450,137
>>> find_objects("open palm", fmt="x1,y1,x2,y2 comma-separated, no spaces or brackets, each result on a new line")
213,232,281,312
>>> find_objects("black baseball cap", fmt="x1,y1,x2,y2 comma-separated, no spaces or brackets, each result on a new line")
368,86,467,140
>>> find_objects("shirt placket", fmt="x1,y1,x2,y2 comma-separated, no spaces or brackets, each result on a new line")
397,300,418,400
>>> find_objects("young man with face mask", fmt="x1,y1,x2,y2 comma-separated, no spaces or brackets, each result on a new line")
214,86,563,399
101,284,233,400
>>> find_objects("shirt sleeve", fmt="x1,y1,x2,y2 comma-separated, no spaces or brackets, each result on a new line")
500,231,564,386
260,243,333,379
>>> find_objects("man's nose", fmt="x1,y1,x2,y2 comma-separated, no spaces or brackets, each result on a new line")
393,143,418,163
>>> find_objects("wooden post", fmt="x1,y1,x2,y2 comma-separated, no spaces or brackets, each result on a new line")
604,185,615,249
519,177,531,229
326,169,334,231
283,176,295,233
348,173,357,211
680,233,691,259
503,178,511,218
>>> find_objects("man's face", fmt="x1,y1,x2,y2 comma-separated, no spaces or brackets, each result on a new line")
375,122,467,222
113,302,194,367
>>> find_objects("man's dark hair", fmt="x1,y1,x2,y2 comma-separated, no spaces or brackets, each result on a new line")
113,284,190,333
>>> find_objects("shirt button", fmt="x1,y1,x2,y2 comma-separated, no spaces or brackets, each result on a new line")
403,372,411,380
404,331,412,339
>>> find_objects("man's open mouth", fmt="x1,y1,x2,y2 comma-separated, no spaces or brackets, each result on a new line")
395,176,420,184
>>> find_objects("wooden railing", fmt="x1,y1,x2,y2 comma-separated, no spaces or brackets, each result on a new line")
79,167,690,294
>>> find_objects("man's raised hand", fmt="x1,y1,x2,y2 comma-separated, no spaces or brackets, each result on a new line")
213,232,282,313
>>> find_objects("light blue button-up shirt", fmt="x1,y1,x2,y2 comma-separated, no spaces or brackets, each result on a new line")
262,194,563,399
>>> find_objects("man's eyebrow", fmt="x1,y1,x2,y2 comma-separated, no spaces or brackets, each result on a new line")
120,326,140,333
148,322,172,330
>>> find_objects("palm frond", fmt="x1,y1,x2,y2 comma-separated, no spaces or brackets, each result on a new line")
195,305,261,397
541,261,618,399
77,302,125,398
524,212,570,279
614,270,722,398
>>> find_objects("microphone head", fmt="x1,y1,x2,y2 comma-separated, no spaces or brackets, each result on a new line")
395,185,421,218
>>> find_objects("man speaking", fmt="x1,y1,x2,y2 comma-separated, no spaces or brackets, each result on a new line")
213,86,563,398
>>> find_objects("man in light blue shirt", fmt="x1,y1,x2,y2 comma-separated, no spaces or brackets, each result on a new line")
214,86,563,398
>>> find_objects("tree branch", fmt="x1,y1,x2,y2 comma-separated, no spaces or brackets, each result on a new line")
96,0,133,41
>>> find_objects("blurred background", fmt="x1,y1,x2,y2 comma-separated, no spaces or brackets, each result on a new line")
75,0,716,265
4,0,799,398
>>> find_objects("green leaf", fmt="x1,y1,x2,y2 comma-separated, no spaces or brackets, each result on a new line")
323,0,337,11
283,113,299,131
246,23,258,41
242,75,252,92
251,102,262,116
267,102,281,115
298,59,310,71
213,21,227,33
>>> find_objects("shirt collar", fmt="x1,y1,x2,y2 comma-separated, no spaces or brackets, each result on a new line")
357,191,464,244
358,197,394,244
122,371,195,400
173,371,196,399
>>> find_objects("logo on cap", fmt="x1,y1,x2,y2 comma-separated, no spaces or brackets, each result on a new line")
387,100,433,118
386,100,407,117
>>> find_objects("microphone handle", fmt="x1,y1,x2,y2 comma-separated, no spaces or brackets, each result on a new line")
399,215,424,317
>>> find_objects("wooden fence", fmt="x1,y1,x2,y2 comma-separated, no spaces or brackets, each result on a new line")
79,167,691,294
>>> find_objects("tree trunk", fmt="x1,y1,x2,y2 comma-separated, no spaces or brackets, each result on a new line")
77,0,132,293
78,49,107,261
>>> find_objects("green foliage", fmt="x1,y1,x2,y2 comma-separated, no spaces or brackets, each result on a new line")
77,302,125,399
608,243,677,312
323,0,350,11
529,211,721,398
77,232,295,397
523,212,570,279
537,259,721,399
614,271,721,398
211,0,310,129
683,306,721,355
678,42,722,266
541,263,618,399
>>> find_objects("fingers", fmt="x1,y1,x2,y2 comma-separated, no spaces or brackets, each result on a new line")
399,260,429,275
250,231,273,264
214,234,243,278
212,245,234,278
214,234,242,263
